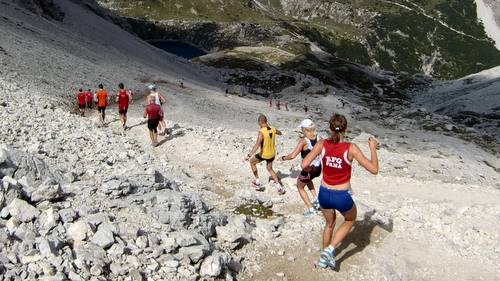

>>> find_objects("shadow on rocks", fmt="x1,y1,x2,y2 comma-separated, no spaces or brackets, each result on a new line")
156,130,185,147
127,120,147,129
334,211,393,272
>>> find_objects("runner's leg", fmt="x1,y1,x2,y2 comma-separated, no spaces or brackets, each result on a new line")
149,129,154,142
321,208,336,249
249,156,262,178
306,181,318,199
297,180,313,208
266,161,281,184
330,204,356,248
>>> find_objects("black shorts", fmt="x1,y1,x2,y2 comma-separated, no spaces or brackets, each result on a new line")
255,154,275,163
119,107,128,115
98,106,106,113
86,101,92,108
298,165,322,183
148,118,160,132
78,104,86,109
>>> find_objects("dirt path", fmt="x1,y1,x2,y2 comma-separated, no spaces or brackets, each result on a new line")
84,85,500,281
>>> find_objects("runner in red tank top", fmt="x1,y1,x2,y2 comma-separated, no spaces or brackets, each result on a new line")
144,99,163,147
116,83,132,130
301,114,379,270
86,89,94,109
76,89,87,116
321,140,352,186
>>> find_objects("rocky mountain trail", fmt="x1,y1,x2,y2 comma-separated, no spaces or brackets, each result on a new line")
1,0,499,280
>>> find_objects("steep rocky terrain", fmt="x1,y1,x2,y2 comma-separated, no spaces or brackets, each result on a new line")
0,0,499,281
98,0,500,79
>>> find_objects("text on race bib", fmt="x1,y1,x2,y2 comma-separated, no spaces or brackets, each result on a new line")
325,156,343,169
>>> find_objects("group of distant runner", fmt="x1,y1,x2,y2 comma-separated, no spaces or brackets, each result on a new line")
269,97,310,113
76,83,168,146
75,83,379,270
245,113,379,270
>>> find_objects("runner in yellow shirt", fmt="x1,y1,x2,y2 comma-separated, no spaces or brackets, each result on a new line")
245,114,286,194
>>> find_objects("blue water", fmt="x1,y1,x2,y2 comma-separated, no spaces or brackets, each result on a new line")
149,40,206,59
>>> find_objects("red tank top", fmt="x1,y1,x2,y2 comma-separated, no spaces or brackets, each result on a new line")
117,90,130,109
77,92,86,105
321,140,352,185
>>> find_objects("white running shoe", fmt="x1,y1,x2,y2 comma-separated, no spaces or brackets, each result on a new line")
303,208,317,217
312,198,320,210
252,180,264,191
320,247,335,269
276,183,286,195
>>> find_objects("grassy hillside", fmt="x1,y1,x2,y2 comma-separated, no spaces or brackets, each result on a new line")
98,0,500,79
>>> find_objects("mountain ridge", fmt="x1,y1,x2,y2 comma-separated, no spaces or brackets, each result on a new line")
98,0,500,79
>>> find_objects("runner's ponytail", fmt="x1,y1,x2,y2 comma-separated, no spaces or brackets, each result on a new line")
329,114,347,143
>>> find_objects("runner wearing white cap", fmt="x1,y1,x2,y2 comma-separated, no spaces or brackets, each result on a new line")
147,84,167,135
280,119,322,216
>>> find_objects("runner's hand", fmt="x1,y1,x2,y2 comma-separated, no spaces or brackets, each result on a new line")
244,154,250,161
368,136,379,150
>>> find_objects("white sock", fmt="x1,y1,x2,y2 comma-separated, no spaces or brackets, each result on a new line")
326,245,335,254
254,178,260,185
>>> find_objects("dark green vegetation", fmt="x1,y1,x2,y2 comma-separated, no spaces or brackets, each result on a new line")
99,0,500,79
235,203,274,219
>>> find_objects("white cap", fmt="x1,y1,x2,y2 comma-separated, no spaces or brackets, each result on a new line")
148,84,156,90
299,119,314,129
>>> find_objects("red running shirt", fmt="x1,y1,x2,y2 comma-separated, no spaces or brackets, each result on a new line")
77,92,86,105
86,91,93,102
145,104,162,120
117,90,130,109
321,140,352,185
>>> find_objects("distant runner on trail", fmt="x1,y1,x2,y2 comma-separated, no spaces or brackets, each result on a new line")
95,84,109,127
245,114,286,195
76,89,86,116
116,83,132,130
144,98,163,147
276,99,281,110
301,114,379,270
85,89,93,109
285,101,289,111
280,119,321,216
147,84,167,135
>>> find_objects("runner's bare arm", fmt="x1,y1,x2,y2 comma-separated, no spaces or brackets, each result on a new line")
128,91,133,103
301,140,324,169
281,139,305,161
246,132,264,160
349,138,379,175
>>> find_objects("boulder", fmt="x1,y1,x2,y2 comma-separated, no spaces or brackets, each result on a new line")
0,176,22,209
179,245,208,263
36,237,58,257
216,215,253,247
38,208,59,234
91,228,115,249
6,198,40,222
29,178,63,202
200,251,231,277
58,208,77,223
67,221,92,242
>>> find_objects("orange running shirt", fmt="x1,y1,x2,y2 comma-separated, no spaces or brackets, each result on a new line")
96,89,108,107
